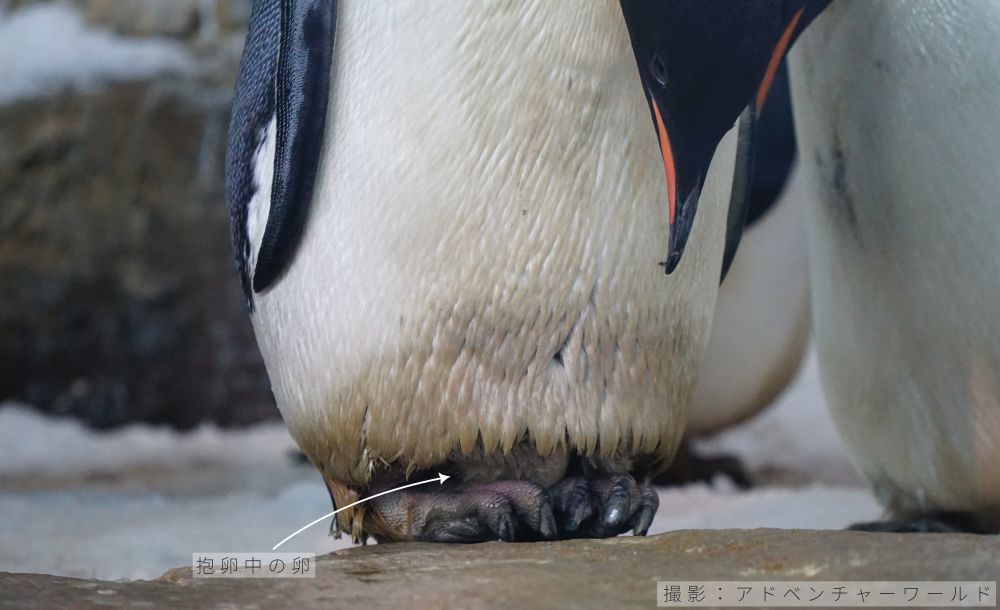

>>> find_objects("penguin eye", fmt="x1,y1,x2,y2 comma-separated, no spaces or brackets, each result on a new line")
649,54,668,86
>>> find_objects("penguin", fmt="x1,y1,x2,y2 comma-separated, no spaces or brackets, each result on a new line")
658,63,812,488
225,0,828,543
789,0,1000,533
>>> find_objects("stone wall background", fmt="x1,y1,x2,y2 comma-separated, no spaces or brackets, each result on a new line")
0,0,280,428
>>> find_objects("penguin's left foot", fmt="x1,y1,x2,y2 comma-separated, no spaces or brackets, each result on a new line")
651,442,753,489
367,479,560,543
849,511,996,534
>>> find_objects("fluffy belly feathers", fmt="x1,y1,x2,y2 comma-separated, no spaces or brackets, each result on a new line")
247,0,735,485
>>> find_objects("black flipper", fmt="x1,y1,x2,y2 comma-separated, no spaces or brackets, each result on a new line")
721,61,799,283
719,8,827,282
745,62,797,229
225,1,281,309
253,0,338,293
720,106,757,281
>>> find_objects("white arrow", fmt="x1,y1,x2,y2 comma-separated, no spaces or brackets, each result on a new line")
272,472,451,550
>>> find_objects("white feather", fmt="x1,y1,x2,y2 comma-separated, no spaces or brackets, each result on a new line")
246,117,276,278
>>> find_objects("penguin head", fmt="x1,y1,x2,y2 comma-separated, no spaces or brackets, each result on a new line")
620,0,829,273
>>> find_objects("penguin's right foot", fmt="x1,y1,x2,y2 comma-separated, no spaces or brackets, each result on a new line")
549,474,660,538
365,473,659,543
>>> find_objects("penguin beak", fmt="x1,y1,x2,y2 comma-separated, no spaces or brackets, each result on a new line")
648,92,705,274
619,0,830,275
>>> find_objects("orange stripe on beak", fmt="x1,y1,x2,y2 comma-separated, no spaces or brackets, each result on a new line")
651,97,677,225
755,7,804,110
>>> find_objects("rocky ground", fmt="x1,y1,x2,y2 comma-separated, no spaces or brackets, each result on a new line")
3,530,998,609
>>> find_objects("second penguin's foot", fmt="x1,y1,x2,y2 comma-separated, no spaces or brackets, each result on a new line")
651,442,753,489
849,511,997,534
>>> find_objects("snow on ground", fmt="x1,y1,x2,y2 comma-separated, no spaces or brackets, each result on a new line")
0,352,882,581
0,4,194,106
0,403,352,581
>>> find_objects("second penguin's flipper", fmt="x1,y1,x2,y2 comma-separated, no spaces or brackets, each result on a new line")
720,60,799,282
253,0,338,292
720,105,757,281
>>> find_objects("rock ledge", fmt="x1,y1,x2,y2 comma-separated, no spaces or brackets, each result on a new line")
2,529,997,609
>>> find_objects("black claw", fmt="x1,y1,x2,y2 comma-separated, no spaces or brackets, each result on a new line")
631,508,654,536
567,501,591,532
550,478,593,533
434,518,488,543
496,512,517,542
630,487,660,536
603,486,631,528
539,503,558,539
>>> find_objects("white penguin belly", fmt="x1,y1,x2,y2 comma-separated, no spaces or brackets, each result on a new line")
790,0,1000,524
248,0,735,484
687,164,810,436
